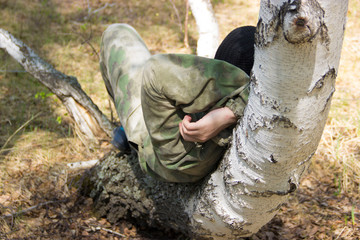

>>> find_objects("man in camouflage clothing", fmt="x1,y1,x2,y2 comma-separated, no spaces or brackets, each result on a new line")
100,24,254,182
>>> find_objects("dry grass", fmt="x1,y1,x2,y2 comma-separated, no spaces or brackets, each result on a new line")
314,0,360,194
0,0,359,239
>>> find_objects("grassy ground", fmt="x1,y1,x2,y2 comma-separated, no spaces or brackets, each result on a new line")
0,0,359,239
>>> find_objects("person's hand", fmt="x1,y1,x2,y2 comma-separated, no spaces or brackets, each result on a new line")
179,107,237,143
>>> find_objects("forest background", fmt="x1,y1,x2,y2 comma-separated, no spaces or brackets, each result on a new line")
0,0,359,239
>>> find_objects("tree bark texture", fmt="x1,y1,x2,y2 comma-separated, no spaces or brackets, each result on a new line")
84,0,348,239
189,0,219,58
196,0,348,237
0,29,114,143
82,152,203,236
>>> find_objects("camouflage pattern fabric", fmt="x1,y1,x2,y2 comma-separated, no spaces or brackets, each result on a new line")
100,23,150,146
100,24,250,183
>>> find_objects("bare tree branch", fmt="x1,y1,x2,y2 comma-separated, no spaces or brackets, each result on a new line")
1,201,58,219
169,0,183,32
0,28,114,143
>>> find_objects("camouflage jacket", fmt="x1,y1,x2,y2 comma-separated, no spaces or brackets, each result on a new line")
100,24,250,183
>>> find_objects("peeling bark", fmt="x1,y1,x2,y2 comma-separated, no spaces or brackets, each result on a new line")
202,0,348,237
0,29,114,142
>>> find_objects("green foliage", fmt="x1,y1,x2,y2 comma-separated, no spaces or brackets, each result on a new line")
212,0,224,4
352,205,356,226
80,23,88,32
34,91,53,100
344,215,348,225
56,116,62,124
334,174,342,196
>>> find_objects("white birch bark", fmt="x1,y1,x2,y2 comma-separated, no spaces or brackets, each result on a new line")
189,0,219,58
0,29,114,143
190,0,349,238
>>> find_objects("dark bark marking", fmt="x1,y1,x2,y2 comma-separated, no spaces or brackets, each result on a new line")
247,178,298,198
321,88,335,113
289,180,297,193
307,68,336,94
251,75,291,113
255,0,284,47
270,154,278,163
247,112,261,131
260,95,280,111
255,15,280,48
267,202,286,213
20,46,28,64
320,22,330,49
250,74,258,88
297,152,315,167
228,222,252,237
270,115,298,129
295,17,307,27
256,0,330,48
248,113,298,132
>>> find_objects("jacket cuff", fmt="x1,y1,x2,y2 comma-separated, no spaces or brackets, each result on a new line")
224,85,249,119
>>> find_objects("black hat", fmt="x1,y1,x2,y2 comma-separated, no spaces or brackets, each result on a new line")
215,26,256,76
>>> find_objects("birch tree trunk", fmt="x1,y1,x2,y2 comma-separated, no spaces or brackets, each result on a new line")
189,0,219,58
83,0,349,239
0,29,114,143
192,0,348,237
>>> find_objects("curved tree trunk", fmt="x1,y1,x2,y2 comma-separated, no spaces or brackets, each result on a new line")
83,0,349,239
0,29,114,143
193,0,348,236
189,0,219,58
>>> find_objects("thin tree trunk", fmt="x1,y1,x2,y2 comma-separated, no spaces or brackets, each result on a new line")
184,0,190,49
0,29,114,143
188,0,219,58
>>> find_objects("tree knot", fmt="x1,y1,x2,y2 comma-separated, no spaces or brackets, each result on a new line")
281,0,325,44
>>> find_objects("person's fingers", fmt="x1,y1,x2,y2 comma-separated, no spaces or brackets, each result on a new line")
182,115,195,130
180,108,236,143
179,121,201,142
183,115,192,122
181,122,196,138
179,121,193,140
180,114,220,142
179,122,184,138
182,115,204,132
